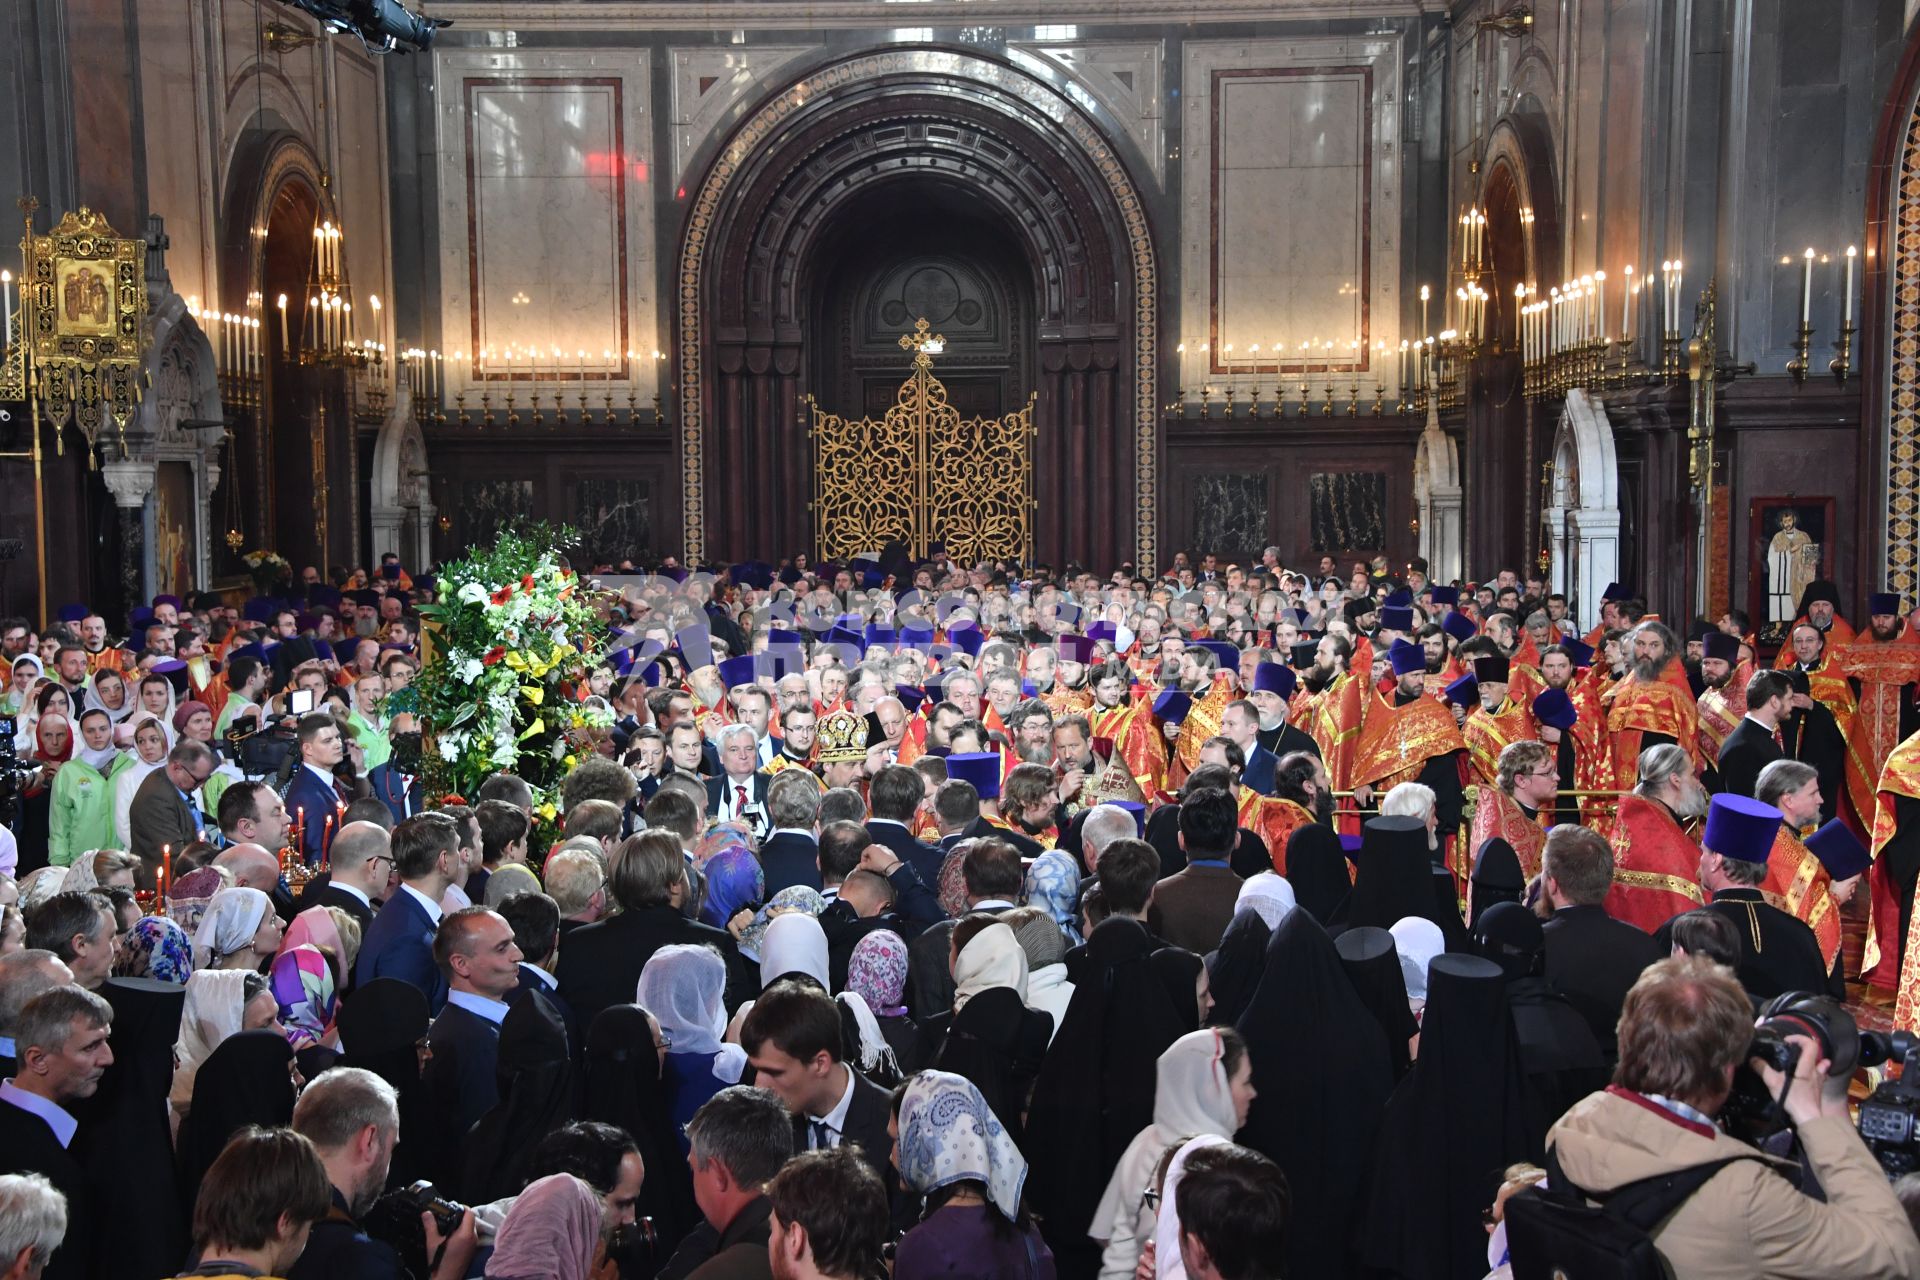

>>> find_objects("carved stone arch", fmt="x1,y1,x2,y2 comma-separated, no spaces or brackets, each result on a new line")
1480,105,1562,292
1544,389,1621,628
369,383,435,570
679,48,1158,570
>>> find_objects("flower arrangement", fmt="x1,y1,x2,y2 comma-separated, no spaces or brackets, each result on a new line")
413,523,611,813
242,548,291,595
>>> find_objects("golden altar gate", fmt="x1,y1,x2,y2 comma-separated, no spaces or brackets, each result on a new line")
808,319,1036,565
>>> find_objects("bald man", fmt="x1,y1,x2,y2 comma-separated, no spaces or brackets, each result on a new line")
298,821,390,938
0,950,74,1077
213,842,299,924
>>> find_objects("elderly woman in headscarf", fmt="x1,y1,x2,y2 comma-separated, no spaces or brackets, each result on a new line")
1022,849,1082,944
484,1172,603,1280
112,715,171,847
192,886,285,971
890,1071,1055,1280
115,915,195,984
169,967,282,1128
17,709,72,872
1091,1027,1256,1280
634,943,748,1152
845,928,928,1075
932,919,1052,1147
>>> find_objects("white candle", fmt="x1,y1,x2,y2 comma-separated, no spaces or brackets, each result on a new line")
1594,271,1607,341
2,269,11,349
1801,248,1815,326
1620,266,1633,340
1843,245,1857,329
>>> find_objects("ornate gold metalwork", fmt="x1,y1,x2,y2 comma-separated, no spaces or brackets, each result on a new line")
16,205,149,463
810,318,1035,565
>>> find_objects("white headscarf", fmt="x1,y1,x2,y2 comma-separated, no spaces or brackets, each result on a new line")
953,921,1028,1010
1150,1029,1240,1144
191,887,272,967
59,851,105,895
173,968,254,1083
636,943,747,1082
1153,1134,1232,1280
17,866,68,915
896,1070,1029,1220
72,710,119,774
757,912,830,989
1388,916,1447,1003
84,668,135,725
835,989,899,1079
1234,872,1297,931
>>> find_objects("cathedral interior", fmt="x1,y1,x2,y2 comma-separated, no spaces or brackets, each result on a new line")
0,0,1910,620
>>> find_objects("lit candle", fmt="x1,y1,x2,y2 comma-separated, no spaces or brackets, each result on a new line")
1801,247,1815,326
161,843,171,902
1671,260,1683,334
1842,245,1857,330
1419,285,1430,336
1,269,11,349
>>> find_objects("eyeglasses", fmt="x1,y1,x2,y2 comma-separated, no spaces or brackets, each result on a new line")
1528,767,1559,779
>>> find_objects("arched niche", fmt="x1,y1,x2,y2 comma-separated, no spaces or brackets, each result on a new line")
1413,407,1463,584
677,48,1158,570
369,383,435,571
1543,389,1621,629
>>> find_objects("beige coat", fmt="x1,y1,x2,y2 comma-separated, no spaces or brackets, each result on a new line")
1547,1088,1920,1279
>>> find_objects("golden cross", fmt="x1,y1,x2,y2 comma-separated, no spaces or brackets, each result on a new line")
896,317,945,354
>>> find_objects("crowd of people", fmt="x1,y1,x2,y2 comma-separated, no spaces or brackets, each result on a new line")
4,545,1920,1279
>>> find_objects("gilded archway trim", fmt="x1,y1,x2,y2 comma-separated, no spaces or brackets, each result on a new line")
677,49,1158,570
1885,89,1920,598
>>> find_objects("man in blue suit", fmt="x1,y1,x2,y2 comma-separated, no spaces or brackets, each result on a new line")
423,905,523,1185
282,713,351,865
354,811,459,1011
759,773,823,895
1224,700,1279,796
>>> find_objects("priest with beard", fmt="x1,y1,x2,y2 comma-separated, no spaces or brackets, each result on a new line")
1694,631,1751,793
1779,629,1849,827
1604,744,1710,931
1350,641,1467,837
1245,661,1318,760
1460,654,1535,788
1602,620,1701,784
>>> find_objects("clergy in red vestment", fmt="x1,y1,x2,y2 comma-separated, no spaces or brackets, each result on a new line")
1464,738,1554,919
1087,660,1169,797
1605,742,1710,932
1695,632,1751,791
1461,654,1535,788
1754,758,1850,981
1604,621,1700,783
1351,641,1468,836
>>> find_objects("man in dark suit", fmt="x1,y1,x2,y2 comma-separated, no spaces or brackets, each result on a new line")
865,765,945,887
759,776,823,895
127,740,216,885
423,906,523,1185
283,712,353,866
499,891,579,1055
304,821,389,937
555,830,755,1031
1715,669,1789,799
355,812,460,1011
1146,787,1241,953
1539,827,1662,1057
1223,701,1279,796
0,986,113,1280
705,724,773,839
908,840,1024,1019
740,983,895,1190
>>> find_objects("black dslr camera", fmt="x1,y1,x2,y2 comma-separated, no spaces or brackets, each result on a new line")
397,1180,468,1236
0,715,26,824
1720,992,1855,1145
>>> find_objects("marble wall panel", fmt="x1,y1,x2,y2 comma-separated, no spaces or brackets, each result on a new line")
669,45,817,184
1182,38,1402,391
1006,41,1166,187
1309,471,1387,552
573,476,653,564
1190,473,1270,555
432,50,658,398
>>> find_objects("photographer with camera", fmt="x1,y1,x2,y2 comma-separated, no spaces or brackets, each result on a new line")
1536,956,1920,1277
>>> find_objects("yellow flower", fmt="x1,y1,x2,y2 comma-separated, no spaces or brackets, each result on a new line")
517,716,545,741
521,685,546,706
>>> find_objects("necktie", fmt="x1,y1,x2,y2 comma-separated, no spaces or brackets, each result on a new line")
810,1119,834,1150
333,776,350,803
736,784,749,815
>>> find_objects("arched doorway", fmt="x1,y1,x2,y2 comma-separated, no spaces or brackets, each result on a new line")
677,49,1158,570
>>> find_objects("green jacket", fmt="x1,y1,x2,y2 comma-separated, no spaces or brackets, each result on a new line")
348,710,392,772
49,757,119,865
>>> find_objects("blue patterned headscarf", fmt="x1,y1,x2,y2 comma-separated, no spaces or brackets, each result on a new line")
114,915,193,984
1022,849,1082,943
897,1070,1028,1220
738,885,827,960
699,846,765,931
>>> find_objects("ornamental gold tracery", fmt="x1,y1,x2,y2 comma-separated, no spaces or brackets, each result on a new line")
809,318,1035,565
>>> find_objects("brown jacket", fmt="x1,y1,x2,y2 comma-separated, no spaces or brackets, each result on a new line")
1548,1087,1920,1279
1145,862,1239,954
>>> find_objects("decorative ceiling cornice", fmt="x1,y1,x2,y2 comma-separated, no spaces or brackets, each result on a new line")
422,0,1428,33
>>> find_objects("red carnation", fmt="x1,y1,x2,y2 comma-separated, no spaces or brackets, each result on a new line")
490,586,514,605
522,574,537,594
481,645,507,666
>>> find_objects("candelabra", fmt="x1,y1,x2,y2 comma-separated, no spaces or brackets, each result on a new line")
1831,322,1856,385
1786,322,1814,385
